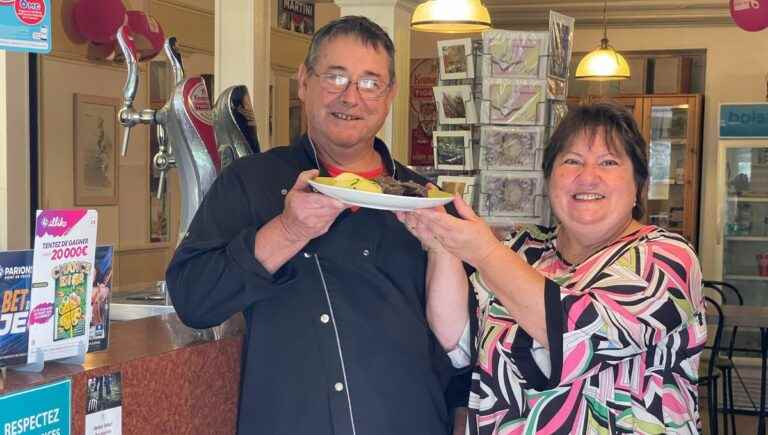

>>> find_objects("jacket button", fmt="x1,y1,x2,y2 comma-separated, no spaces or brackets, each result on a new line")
303,252,311,258
362,249,370,256
320,314,330,323
334,382,344,392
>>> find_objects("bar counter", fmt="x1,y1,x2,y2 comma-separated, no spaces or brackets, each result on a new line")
1,314,244,434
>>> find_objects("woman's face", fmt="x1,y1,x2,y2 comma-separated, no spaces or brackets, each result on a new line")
549,128,637,237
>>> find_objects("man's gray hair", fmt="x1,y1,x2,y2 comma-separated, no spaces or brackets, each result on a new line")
303,15,396,84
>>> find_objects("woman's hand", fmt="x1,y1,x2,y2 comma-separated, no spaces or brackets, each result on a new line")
412,195,501,268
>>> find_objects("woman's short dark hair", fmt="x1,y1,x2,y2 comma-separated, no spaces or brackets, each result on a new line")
542,101,649,219
304,16,395,84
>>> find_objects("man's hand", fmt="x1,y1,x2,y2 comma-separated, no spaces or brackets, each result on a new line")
277,169,348,244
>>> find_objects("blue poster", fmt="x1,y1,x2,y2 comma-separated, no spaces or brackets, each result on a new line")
0,0,50,54
0,250,33,367
0,379,71,435
720,103,768,138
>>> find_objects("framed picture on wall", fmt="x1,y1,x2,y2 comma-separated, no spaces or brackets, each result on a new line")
74,94,120,206
149,122,170,243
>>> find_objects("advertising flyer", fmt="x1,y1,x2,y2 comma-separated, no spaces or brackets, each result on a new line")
0,378,71,435
85,372,122,435
0,250,33,367
0,0,51,53
28,209,97,365
88,246,113,353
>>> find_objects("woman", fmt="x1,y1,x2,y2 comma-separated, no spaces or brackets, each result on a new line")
400,102,706,434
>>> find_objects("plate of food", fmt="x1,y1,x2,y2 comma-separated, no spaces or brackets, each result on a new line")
308,172,454,211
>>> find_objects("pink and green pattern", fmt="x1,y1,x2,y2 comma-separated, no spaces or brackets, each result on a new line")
468,225,706,434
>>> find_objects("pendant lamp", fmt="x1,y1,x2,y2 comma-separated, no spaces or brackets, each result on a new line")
411,0,491,33
575,0,630,81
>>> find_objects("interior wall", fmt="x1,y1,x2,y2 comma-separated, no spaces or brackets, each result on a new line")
40,0,213,292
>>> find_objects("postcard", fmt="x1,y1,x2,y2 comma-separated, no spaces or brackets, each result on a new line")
481,30,548,78
437,38,475,80
548,11,575,81
479,126,543,171
434,85,478,125
433,130,473,170
478,172,544,217
481,79,546,125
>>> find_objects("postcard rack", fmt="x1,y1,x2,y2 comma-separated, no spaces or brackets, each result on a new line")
428,11,575,236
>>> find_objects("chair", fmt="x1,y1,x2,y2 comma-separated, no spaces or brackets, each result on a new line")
703,280,753,435
701,296,725,435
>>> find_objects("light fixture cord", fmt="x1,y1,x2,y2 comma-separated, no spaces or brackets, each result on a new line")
601,0,609,47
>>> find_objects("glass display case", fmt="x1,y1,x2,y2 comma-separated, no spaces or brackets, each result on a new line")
584,94,703,246
643,96,702,247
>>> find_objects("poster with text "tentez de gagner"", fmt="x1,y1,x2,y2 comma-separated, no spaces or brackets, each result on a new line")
28,209,97,365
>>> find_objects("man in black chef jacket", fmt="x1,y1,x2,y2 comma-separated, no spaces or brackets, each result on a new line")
166,15,465,435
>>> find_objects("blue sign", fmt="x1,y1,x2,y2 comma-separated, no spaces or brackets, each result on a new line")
0,0,50,54
720,103,768,138
0,379,71,435
0,250,33,367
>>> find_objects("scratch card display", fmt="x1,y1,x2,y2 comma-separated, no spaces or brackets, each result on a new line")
479,126,543,171
481,30,548,79
0,250,33,367
88,246,113,353
28,209,97,365
481,78,546,125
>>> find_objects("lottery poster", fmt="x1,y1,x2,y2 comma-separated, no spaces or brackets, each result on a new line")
0,250,33,367
28,209,97,364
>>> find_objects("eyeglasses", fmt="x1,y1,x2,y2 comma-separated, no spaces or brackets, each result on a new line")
309,69,391,100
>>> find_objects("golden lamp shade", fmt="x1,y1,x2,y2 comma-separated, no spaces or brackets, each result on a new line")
411,0,491,33
575,40,631,81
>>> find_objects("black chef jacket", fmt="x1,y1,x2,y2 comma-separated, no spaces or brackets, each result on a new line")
166,134,456,435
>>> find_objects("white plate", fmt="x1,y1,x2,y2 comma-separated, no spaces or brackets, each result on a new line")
308,180,453,211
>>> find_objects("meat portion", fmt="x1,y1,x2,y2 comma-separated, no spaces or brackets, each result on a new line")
374,176,429,197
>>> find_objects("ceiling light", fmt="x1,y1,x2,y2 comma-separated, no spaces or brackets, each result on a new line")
575,0,630,81
411,0,491,33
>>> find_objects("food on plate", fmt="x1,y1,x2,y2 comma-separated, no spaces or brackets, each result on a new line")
312,172,453,199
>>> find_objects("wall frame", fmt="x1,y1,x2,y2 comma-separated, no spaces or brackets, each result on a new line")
73,94,120,206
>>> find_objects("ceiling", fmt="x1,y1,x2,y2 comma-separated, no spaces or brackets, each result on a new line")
482,0,731,29
322,0,732,29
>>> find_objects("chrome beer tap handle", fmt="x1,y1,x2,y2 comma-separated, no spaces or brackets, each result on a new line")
165,37,185,87
117,25,156,156
152,123,176,199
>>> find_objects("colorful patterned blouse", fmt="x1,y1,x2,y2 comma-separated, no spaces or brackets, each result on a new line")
467,225,706,434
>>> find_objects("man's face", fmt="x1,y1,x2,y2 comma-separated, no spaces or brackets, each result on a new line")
298,35,396,152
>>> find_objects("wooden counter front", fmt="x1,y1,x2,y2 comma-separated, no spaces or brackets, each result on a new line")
1,314,244,434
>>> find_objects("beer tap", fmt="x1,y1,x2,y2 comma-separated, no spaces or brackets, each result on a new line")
116,24,218,241
117,26,155,157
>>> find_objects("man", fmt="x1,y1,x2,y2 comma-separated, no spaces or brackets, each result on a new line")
166,16,456,435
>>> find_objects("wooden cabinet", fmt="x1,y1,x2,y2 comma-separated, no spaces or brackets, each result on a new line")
570,94,703,247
